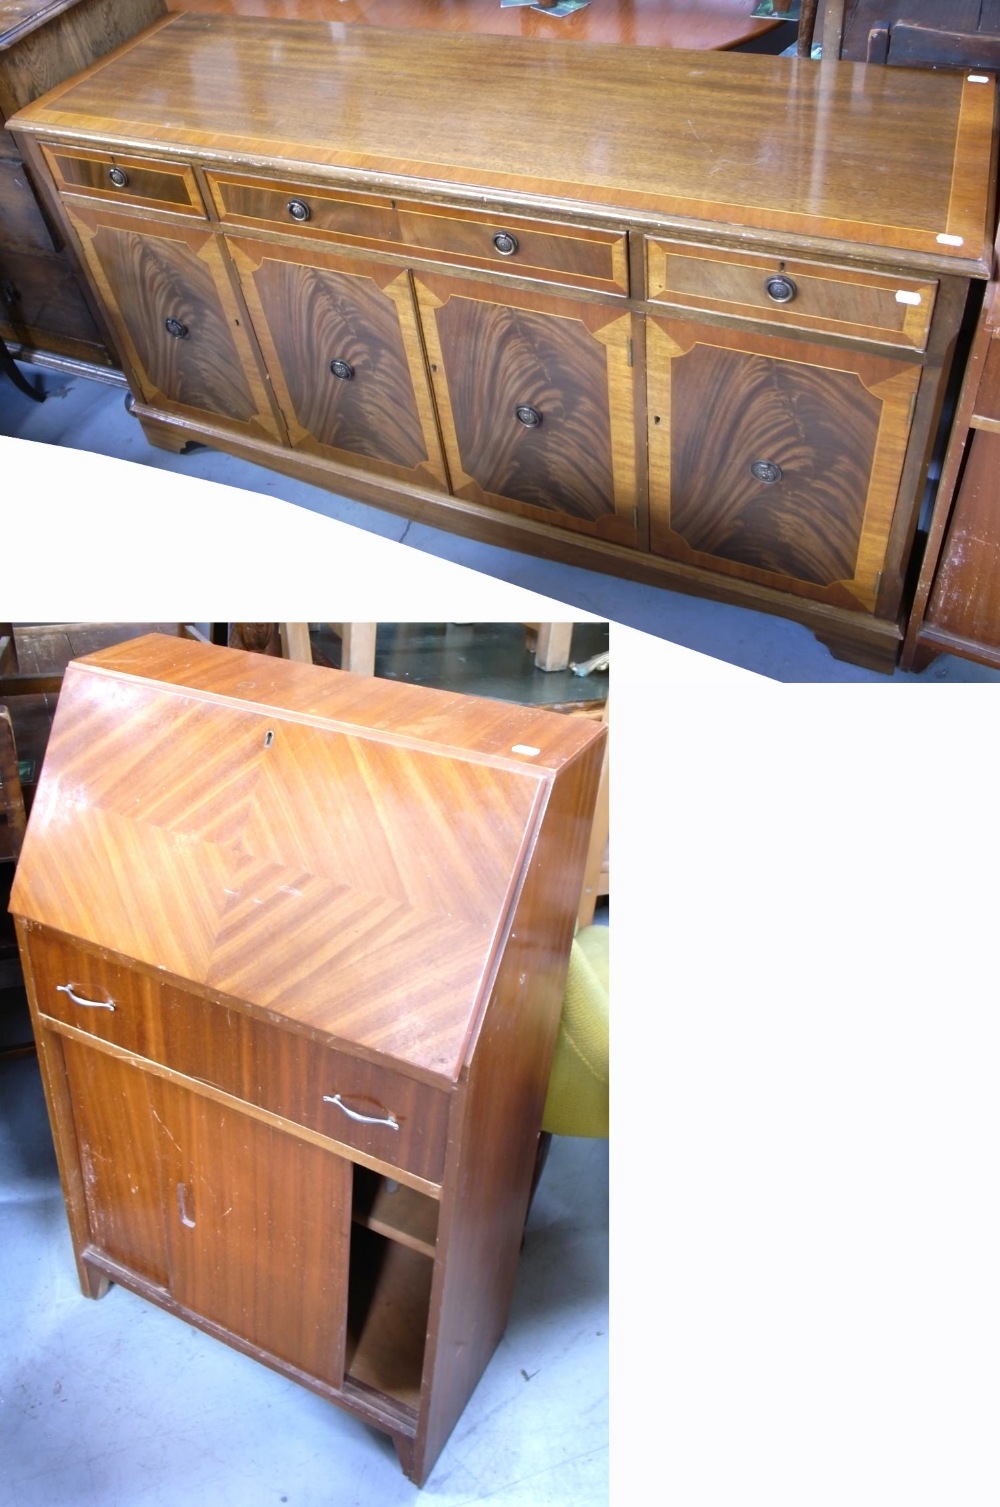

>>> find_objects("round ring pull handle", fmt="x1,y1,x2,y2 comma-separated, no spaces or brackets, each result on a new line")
164,317,188,339
765,274,797,304
750,460,783,485
329,358,355,381
515,404,542,428
287,199,311,223
323,1093,399,1130
57,983,115,1013
108,166,129,189
493,231,519,257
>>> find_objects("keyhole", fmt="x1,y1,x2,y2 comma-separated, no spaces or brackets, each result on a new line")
264,729,274,748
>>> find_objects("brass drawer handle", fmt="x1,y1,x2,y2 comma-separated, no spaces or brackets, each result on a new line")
493,231,519,256
108,167,129,189
57,983,115,1012
323,1092,399,1130
287,199,311,223
329,358,355,381
515,404,542,428
765,274,797,304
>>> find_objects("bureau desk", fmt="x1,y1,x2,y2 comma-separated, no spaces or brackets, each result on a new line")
9,632,606,1485
8,14,998,669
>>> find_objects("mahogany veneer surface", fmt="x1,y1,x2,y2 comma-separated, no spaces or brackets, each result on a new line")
10,12,995,271
168,0,784,51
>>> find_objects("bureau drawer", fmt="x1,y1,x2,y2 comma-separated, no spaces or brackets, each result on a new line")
207,172,629,295
42,145,206,216
25,930,450,1187
645,238,936,351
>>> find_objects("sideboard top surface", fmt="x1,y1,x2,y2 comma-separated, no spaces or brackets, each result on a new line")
8,12,997,274
9,634,602,1081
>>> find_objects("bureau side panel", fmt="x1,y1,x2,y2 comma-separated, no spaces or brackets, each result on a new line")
412,729,606,1483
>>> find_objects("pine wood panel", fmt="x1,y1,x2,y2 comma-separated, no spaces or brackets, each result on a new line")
227,236,448,490
648,317,920,610
9,13,995,273
63,200,283,440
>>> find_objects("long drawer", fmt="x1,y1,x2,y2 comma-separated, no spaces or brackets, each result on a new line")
645,237,937,351
207,170,630,295
26,928,450,1187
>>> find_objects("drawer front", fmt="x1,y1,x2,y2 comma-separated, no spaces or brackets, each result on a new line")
43,145,206,216
645,239,936,351
208,172,629,295
25,929,449,1186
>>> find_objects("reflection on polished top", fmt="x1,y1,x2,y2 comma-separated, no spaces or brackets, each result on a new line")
9,10,997,274
166,0,783,51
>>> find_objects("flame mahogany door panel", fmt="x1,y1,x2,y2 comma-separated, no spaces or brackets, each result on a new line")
647,316,920,613
414,272,641,546
227,236,449,491
62,201,283,442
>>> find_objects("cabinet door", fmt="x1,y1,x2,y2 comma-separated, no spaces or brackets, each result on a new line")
227,237,448,490
647,317,920,612
414,272,641,546
61,1036,352,1389
170,1088,352,1389
63,202,283,442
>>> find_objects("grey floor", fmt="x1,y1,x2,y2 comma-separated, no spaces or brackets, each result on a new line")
2,361,998,683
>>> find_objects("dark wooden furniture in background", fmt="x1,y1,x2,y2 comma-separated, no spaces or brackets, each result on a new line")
901,225,1000,671
807,1,1000,66
0,0,165,378
170,0,786,51
9,14,996,672
9,632,605,1486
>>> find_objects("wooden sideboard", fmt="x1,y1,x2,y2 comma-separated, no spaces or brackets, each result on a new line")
0,0,165,375
8,14,998,669
9,632,606,1485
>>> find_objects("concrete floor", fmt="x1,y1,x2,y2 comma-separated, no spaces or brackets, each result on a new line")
2,363,998,683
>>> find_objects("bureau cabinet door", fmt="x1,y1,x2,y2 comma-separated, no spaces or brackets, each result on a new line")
226,238,448,491
647,317,921,612
63,203,283,442
60,1037,352,1389
414,272,641,545
170,1090,352,1390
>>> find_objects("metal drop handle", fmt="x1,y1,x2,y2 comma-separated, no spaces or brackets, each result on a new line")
164,317,188,339
493,231,519,256
108,167,129,189
287,199,311,222
515,404,542,428
57,983,115,1012
323,1092,399,1130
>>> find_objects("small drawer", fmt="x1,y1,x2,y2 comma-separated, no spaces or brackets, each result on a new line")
26,929,449,1187
208,171,629,295
645,238,936,351
42,145,206,216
